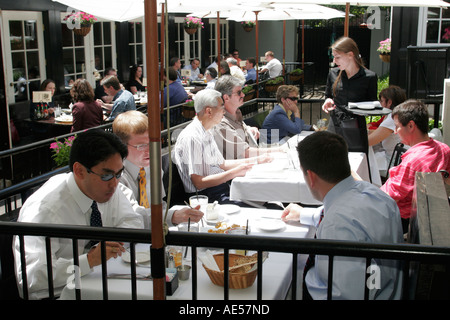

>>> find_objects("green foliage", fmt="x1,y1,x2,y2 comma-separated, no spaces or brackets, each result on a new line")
242,85,255,94
289,68,303,75
377,75,389,97
50,135,76,167
266,76,284,85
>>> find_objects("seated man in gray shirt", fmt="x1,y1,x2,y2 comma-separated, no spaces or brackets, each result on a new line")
98,75,136,121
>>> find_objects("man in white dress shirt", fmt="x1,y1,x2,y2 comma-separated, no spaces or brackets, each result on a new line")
182,58,203,81
113,110,203,228
173,89,271,203
281,131,404,300
14,129,144,299
227,57,246,82
260,51,283,79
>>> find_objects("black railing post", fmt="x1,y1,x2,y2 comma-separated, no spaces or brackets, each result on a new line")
45,237,54,300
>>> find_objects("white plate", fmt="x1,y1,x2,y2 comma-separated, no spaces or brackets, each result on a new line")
255,218,285,232
220,204,240,215
122,251,150,264
205,213,227,225
348,101,381,110
54,115,73,123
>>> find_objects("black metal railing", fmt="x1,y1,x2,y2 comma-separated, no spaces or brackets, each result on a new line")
2,221,450,300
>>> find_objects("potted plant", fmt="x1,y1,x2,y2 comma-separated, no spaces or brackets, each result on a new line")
377,38,391,63
64,11,97,37
264,76,284,93
241,21,256,32
242,84,255,102
182,99,196,119
50,135,76,167
184,16,204,35
288,68,303,81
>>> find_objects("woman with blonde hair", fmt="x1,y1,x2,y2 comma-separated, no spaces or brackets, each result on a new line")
322,37,378,113
70,79,103,132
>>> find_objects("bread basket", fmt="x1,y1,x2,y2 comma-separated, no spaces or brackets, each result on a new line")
202,253,257,289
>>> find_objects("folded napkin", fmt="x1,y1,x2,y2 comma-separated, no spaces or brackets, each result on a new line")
199,250,220,271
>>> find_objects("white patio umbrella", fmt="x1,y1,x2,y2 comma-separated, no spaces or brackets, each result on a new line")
242,0,448,36
191,4,346,95
53,0,145,21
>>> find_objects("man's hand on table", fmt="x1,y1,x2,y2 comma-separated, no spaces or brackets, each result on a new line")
87,241,126,268
281,203,302,222
172,205,203,225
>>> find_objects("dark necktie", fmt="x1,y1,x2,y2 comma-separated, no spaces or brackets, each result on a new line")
90,201,103,227
87,201,103,248
303,209,324,300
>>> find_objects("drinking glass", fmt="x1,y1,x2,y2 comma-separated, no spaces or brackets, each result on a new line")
189,195,208,213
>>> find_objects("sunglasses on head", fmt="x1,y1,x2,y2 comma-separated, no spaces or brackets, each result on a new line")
86,166,125,181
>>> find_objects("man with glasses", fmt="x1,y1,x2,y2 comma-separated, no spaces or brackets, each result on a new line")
231,49,242,66
173,89,271,204
213,75,285,159
262,85,315,144
113,111,203,228
14,129,143,299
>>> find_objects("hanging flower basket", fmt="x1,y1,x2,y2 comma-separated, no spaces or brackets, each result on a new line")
184,16,203,35
379,54,390,63
184,27,198,35
241,21,255,32
73,26,92,37
64,11,97,37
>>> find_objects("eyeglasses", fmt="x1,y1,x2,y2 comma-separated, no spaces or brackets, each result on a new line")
233,53,239,56
232,90,243,96
286,97,299,101
86,166,125,181
128,143,150,152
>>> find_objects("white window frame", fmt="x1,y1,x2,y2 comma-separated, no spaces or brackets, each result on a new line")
92,20,117,81
208,18,229,63
417,6,450,45
1,11,46,103
60,13,116,89
174,16,202,66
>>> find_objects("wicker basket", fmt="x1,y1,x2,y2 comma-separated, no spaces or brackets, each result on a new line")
243,90,255,102
185,27,198,35
289,73,304,82
73,26,91,37
202,254,257,289
379,54,390,63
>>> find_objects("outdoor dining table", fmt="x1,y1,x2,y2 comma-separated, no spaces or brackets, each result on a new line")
59,206,314,300
230,132,371,206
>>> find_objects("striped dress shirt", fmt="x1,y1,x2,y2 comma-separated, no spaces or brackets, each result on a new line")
173,117,225,193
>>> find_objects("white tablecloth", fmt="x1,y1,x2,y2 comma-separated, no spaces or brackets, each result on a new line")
59,207,313,300
230,150,370,206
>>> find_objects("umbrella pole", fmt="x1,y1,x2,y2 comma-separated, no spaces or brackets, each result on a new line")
145,0,165,300
160,4,165,130
344,2,350,37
